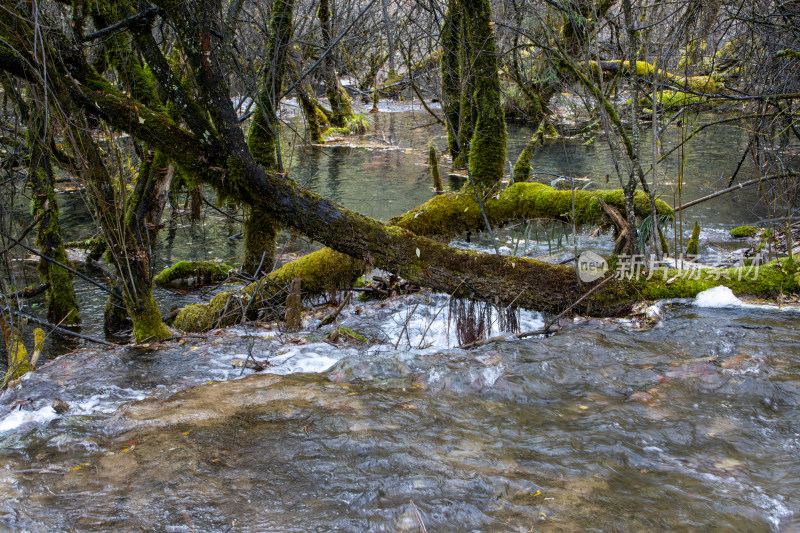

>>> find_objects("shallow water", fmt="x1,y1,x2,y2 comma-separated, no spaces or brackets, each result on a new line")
1,295,799,531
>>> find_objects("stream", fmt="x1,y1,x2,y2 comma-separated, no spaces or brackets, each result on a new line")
1,105,798,531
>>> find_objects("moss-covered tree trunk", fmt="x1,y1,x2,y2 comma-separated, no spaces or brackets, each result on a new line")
297,84,325,144
456,10,477,168
318,0,354,127
243,206,279,276
243,0,295,275
460,0,506,189
87,1,172,340
1,312,29,381
26,96,80,325
440,2,462,162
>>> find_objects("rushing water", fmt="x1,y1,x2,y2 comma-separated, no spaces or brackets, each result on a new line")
2,105,798,531
1,295,799,531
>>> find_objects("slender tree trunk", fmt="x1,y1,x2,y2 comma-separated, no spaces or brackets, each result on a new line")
621,0,641,254
318,0,354,127
26,96,80,325
244,0,295,274
381,0,395,76
440,2,462,161
461,0,506,190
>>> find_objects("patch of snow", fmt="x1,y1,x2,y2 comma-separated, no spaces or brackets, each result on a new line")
695,286,743,308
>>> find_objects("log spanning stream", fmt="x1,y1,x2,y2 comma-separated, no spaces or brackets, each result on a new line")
1,108,798,530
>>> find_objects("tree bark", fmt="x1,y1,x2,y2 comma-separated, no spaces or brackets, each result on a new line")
461,0,506,190
26,92,80,325
318,0,354,127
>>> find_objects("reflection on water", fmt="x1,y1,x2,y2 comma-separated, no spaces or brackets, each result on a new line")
0,299,798,531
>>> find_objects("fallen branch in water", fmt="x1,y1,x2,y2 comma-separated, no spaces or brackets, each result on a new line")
676,172,797,212
318,292,351,328
9,309,118,346
458,324,561,349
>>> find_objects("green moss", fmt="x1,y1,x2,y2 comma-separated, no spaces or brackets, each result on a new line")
243,206,279,275
28,117,80,326
298,89,325,143
172,290,233,332
246,104,279,169
388,182,673,241
327,85,354,128
429,145,443,191
129,292,171,342
64,238,107,261
173,248,364,332
512,144,533,183
340,327,368,343
635,258,798,301
730,225,759,238
153,261,232,286
440,6,462,161
464,0,506,190
4,333,29,380
657,90,708,110
776,49,800,60
686,222,701,256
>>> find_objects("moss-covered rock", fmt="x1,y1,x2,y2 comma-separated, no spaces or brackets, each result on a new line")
730,225,759,238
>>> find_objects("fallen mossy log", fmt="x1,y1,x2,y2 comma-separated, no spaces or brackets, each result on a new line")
153,260,232,286
175,232,798,333
173,248,363,332
173,183,671,332
589,60,722,93
389,182,673,241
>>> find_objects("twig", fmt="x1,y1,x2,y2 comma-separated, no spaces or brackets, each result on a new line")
0,211,44,255
318,292,351,328
394,302,420,350
241,340,255,376
409,500,428,533
202,195,243,222
543,275,616,331
82,7,159,41
675,172,796,212
8,308,118,346
458,323,561,349
0,229,123,300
